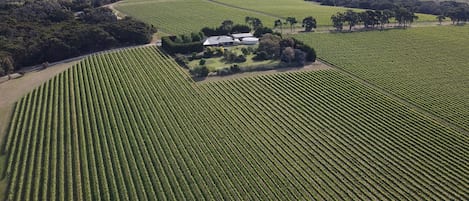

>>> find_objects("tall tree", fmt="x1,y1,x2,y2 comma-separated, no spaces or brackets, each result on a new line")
220,20,234,32
274,19,283,34
286,17,298,32
302,16,317,32
437,15,446,25
331,13,345,31
395,7,418,28
378,9,394,30
245,16,263,30
245,16,252,26
344,10,359,31
0,52,15,80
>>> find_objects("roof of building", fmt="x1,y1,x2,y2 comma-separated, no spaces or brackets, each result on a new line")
203,36,234,46
231,33,254,38
241,37,259,42
240,37,259,45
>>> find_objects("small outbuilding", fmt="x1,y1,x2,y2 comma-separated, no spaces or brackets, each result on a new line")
240,37,259,45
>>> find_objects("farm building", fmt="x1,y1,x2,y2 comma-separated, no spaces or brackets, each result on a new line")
203,36,237,46
231,33,254,40
231,33,258,44
203,33,259,46
240,37,259,45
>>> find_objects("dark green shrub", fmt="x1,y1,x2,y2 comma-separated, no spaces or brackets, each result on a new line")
230,64,240,73
190,65,209,77
161,36,203,54
199,59,206,66
235,55,246,63
253,51,269,61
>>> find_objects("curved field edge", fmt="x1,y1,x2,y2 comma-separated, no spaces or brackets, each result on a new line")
1,46,468,200
294,25,469,132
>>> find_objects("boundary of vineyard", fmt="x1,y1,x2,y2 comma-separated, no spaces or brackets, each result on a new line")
319,58,469,137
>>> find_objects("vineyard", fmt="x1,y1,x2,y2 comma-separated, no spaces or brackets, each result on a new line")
1,46,468,200
295,25,469,132
115,0,277,34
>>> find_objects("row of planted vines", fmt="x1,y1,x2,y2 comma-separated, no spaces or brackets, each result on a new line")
295,26,469,132
1,46,468,200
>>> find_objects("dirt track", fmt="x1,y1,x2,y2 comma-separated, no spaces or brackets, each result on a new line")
0,60,80,144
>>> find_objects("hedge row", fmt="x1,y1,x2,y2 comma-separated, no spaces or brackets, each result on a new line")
161,36,203,54
292,38,317,62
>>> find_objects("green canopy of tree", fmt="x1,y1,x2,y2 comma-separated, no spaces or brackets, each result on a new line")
0,1,156,75
286,17,298,32
302,16,317,32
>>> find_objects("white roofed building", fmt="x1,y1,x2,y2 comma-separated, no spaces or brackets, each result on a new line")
240,37,259,45
203,33,258,46
231,33,254,40
203,36,236,46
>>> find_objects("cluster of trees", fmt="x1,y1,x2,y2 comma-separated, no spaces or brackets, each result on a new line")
274,17,298,33
273,16,318,33
201,20,251,37
255,34,316,67
244,17,275,37
309,0,468,17
0,1,156,76
331,8,416,31
1,0,118,9
201,18,274,38
444,7,469,24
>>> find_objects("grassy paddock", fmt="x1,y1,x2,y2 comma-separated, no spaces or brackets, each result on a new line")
295,25,469,131
214,0,436,25
116,0,277,34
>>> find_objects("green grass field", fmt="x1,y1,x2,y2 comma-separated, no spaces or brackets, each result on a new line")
188,46,280,71
116,0,437,35
295,25,469,131
115,0,277,34
202,0,436,25
212,0,363,26
1,46,467,200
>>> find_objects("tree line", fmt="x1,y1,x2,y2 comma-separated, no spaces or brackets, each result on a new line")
201,17,275,37
308,0,469,16
309,0,469,24
272,16,318,33
0,1,156,77
330,8,417,31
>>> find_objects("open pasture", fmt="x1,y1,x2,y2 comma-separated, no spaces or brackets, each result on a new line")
115,0,277,34
1,46,468,200
295,25,469,131
212,0,436,25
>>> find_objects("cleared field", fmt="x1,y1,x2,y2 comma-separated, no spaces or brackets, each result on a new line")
115,0,277,34
1,46,468,200
212,0,361,26
295,26,469,131
213,0,437,24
